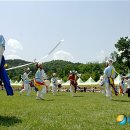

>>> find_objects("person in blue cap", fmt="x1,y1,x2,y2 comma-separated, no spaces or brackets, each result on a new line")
0,35,13,96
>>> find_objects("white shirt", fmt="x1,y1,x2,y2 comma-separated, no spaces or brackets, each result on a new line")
21,72,30,84
51,77,58,85
104,65,116,83
125,78,130,88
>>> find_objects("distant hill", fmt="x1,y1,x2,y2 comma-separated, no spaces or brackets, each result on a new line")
4,58,128,82
5,59,104,82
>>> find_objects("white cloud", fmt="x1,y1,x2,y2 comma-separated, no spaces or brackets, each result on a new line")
7,38,23,50
6,54,22,60
53,50,74,62
10,49,17,54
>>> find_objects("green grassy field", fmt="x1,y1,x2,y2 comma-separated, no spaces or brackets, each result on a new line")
0,90,130,130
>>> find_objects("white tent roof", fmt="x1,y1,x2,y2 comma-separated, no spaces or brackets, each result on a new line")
57,79,62,84
85,77,96,84
14,81,18,84
18,80,23,84
62,80,70,86
77,78,84,85
77,78,84,83
10,80,22,87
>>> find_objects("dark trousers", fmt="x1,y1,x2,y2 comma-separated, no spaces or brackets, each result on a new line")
128,88,130,97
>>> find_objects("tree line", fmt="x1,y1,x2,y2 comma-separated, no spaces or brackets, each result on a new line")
6,36,130,82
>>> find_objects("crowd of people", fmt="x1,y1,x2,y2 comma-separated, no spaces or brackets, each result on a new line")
19,63,81,99
0,34,130,101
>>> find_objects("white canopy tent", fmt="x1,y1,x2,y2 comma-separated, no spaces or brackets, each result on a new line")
84,77,97,85
77,78,84,85
62,80,70,86
11,80,23,88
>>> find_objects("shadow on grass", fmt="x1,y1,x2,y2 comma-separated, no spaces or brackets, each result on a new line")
45,99,54,101
55,94,65,96
0,115,22,127
112,99,130,102
73,95,84,97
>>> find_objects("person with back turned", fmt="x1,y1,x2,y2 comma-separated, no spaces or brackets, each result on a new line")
0,35,13,96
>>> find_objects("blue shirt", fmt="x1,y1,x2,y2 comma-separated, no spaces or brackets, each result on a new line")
35,69,43,83
104,65,116,82
21,72,30,84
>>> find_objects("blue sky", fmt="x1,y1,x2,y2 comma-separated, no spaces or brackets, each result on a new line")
0,1,130,63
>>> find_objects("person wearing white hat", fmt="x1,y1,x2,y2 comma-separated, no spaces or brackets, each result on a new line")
51,73,58,95
103,58,118,99
20,68,31,96
68,70,78,96
34,63,47,100
124,74,130,97
126,74,130,86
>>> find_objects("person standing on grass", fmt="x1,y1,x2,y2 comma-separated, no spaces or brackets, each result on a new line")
20,68,31,96
99,61,110,96
34,63,47,100
124,74,130,97
57,79,62,92
99,75,106,96
51,73,58,95
119,77,125,96
0,35,13,96
68,70,77,97
103,59,118,100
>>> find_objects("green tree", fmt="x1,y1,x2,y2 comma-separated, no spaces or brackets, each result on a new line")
115,37,130,70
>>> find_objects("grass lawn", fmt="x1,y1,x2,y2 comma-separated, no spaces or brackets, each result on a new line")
0,90,130,130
